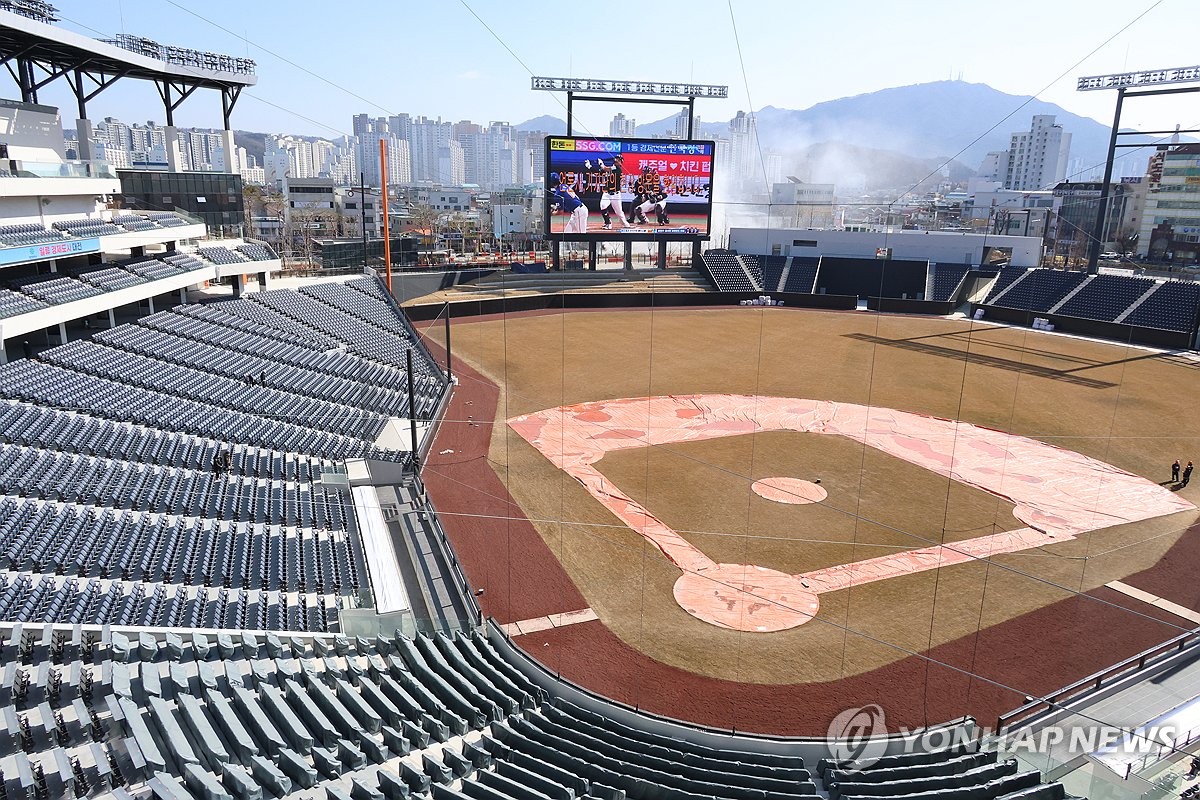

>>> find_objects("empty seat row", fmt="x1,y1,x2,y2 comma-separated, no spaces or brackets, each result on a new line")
930,264,972,302
990,269,1088,313
0,618,1075,800
0,289,48,320
0,358,378,461
0,576,337,633
784,257,820,293
0,224,68,247
108,214,160,232
982,267,1029,304
701,252,757,292
0,400,323,481
50,219,125,238
140,307,413,389
143,212,190,227
0,497,359,598
95,323,414,420
76,267,145,292
0,438,354,528
39,339,390,442
15,276,103,305
197,246,251,265
236,243,278,261
1123,279,1200,333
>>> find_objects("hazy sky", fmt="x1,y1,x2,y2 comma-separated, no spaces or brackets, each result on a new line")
23,0,1200,141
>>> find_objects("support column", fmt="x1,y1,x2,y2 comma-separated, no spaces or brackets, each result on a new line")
657,240,668,270
624,242,633,271
551,241,560,271
147,296,156,314
220,128,238,173
258,270,269,290
57,323,68,343
1087,87,1125,275
588,241,597,271
164,126,185,173
107,309,116,328
232,276,245,299
75,118,95,163
179,287,187,304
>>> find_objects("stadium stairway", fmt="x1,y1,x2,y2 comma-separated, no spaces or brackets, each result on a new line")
0,621,1077,800
375,480,476,635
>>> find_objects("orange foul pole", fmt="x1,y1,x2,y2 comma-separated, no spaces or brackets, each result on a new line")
379,138,392,292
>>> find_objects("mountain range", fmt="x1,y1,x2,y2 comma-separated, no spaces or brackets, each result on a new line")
517,80,1190,190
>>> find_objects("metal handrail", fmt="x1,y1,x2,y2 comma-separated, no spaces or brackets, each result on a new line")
995,627,1200,733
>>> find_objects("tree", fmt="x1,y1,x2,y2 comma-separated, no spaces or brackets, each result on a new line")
409,203,439,247
287,206,335,270
443,212,475,255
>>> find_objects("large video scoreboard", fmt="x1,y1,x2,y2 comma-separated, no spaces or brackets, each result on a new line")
544,136,715,240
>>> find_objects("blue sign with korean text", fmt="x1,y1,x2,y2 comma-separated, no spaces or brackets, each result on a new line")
0,238,101,267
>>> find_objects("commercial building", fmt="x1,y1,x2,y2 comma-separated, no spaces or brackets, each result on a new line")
1138,144,1200,263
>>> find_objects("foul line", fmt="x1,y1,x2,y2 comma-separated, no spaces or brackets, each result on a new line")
500,608,598,637
1107,581,1200,625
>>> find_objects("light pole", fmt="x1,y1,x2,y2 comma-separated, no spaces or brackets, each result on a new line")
360,171,367,271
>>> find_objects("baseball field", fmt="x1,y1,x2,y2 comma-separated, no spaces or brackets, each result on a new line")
420,305,1200,734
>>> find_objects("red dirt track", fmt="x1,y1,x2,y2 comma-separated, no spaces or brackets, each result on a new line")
418,312,1199,736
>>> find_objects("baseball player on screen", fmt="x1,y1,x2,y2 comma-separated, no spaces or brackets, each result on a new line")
549,172,588,234
633,166,666,226
585,153,630,229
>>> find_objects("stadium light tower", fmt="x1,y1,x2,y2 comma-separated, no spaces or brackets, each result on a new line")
1077,66,1200,273
531,77,728,138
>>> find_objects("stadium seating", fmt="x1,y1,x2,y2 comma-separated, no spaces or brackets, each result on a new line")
94,323,415,420
982,267,1029,304
0,254,218,321
743,255,787,292
236,243,278,261
0,288,48,319
109,214,160,233
143,211,190,227
989,269,1088,313
76,267,145,292
700,252,758,291
930,264,972,302
51,219,125,238
1124,280,1200,333
160,252,208,272
0,620,1079,800
0,278,443,632
1053,274,1155,322
347,275,394,302
820,743,1054,800
15,276,104,305
197,246,252,265
737,254,768,289
975,267,1200,335
784,257,820,293
0,400,321,480
0,223,68,247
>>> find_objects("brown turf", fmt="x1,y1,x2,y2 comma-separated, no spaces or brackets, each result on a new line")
419,306,1200,733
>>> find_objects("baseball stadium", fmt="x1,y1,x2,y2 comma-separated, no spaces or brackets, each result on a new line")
1,5,1199,800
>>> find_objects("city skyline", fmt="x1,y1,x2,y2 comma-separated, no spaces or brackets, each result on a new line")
22,0,1199,143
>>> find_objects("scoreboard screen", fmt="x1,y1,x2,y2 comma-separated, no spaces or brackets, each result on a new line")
544,136,715,239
